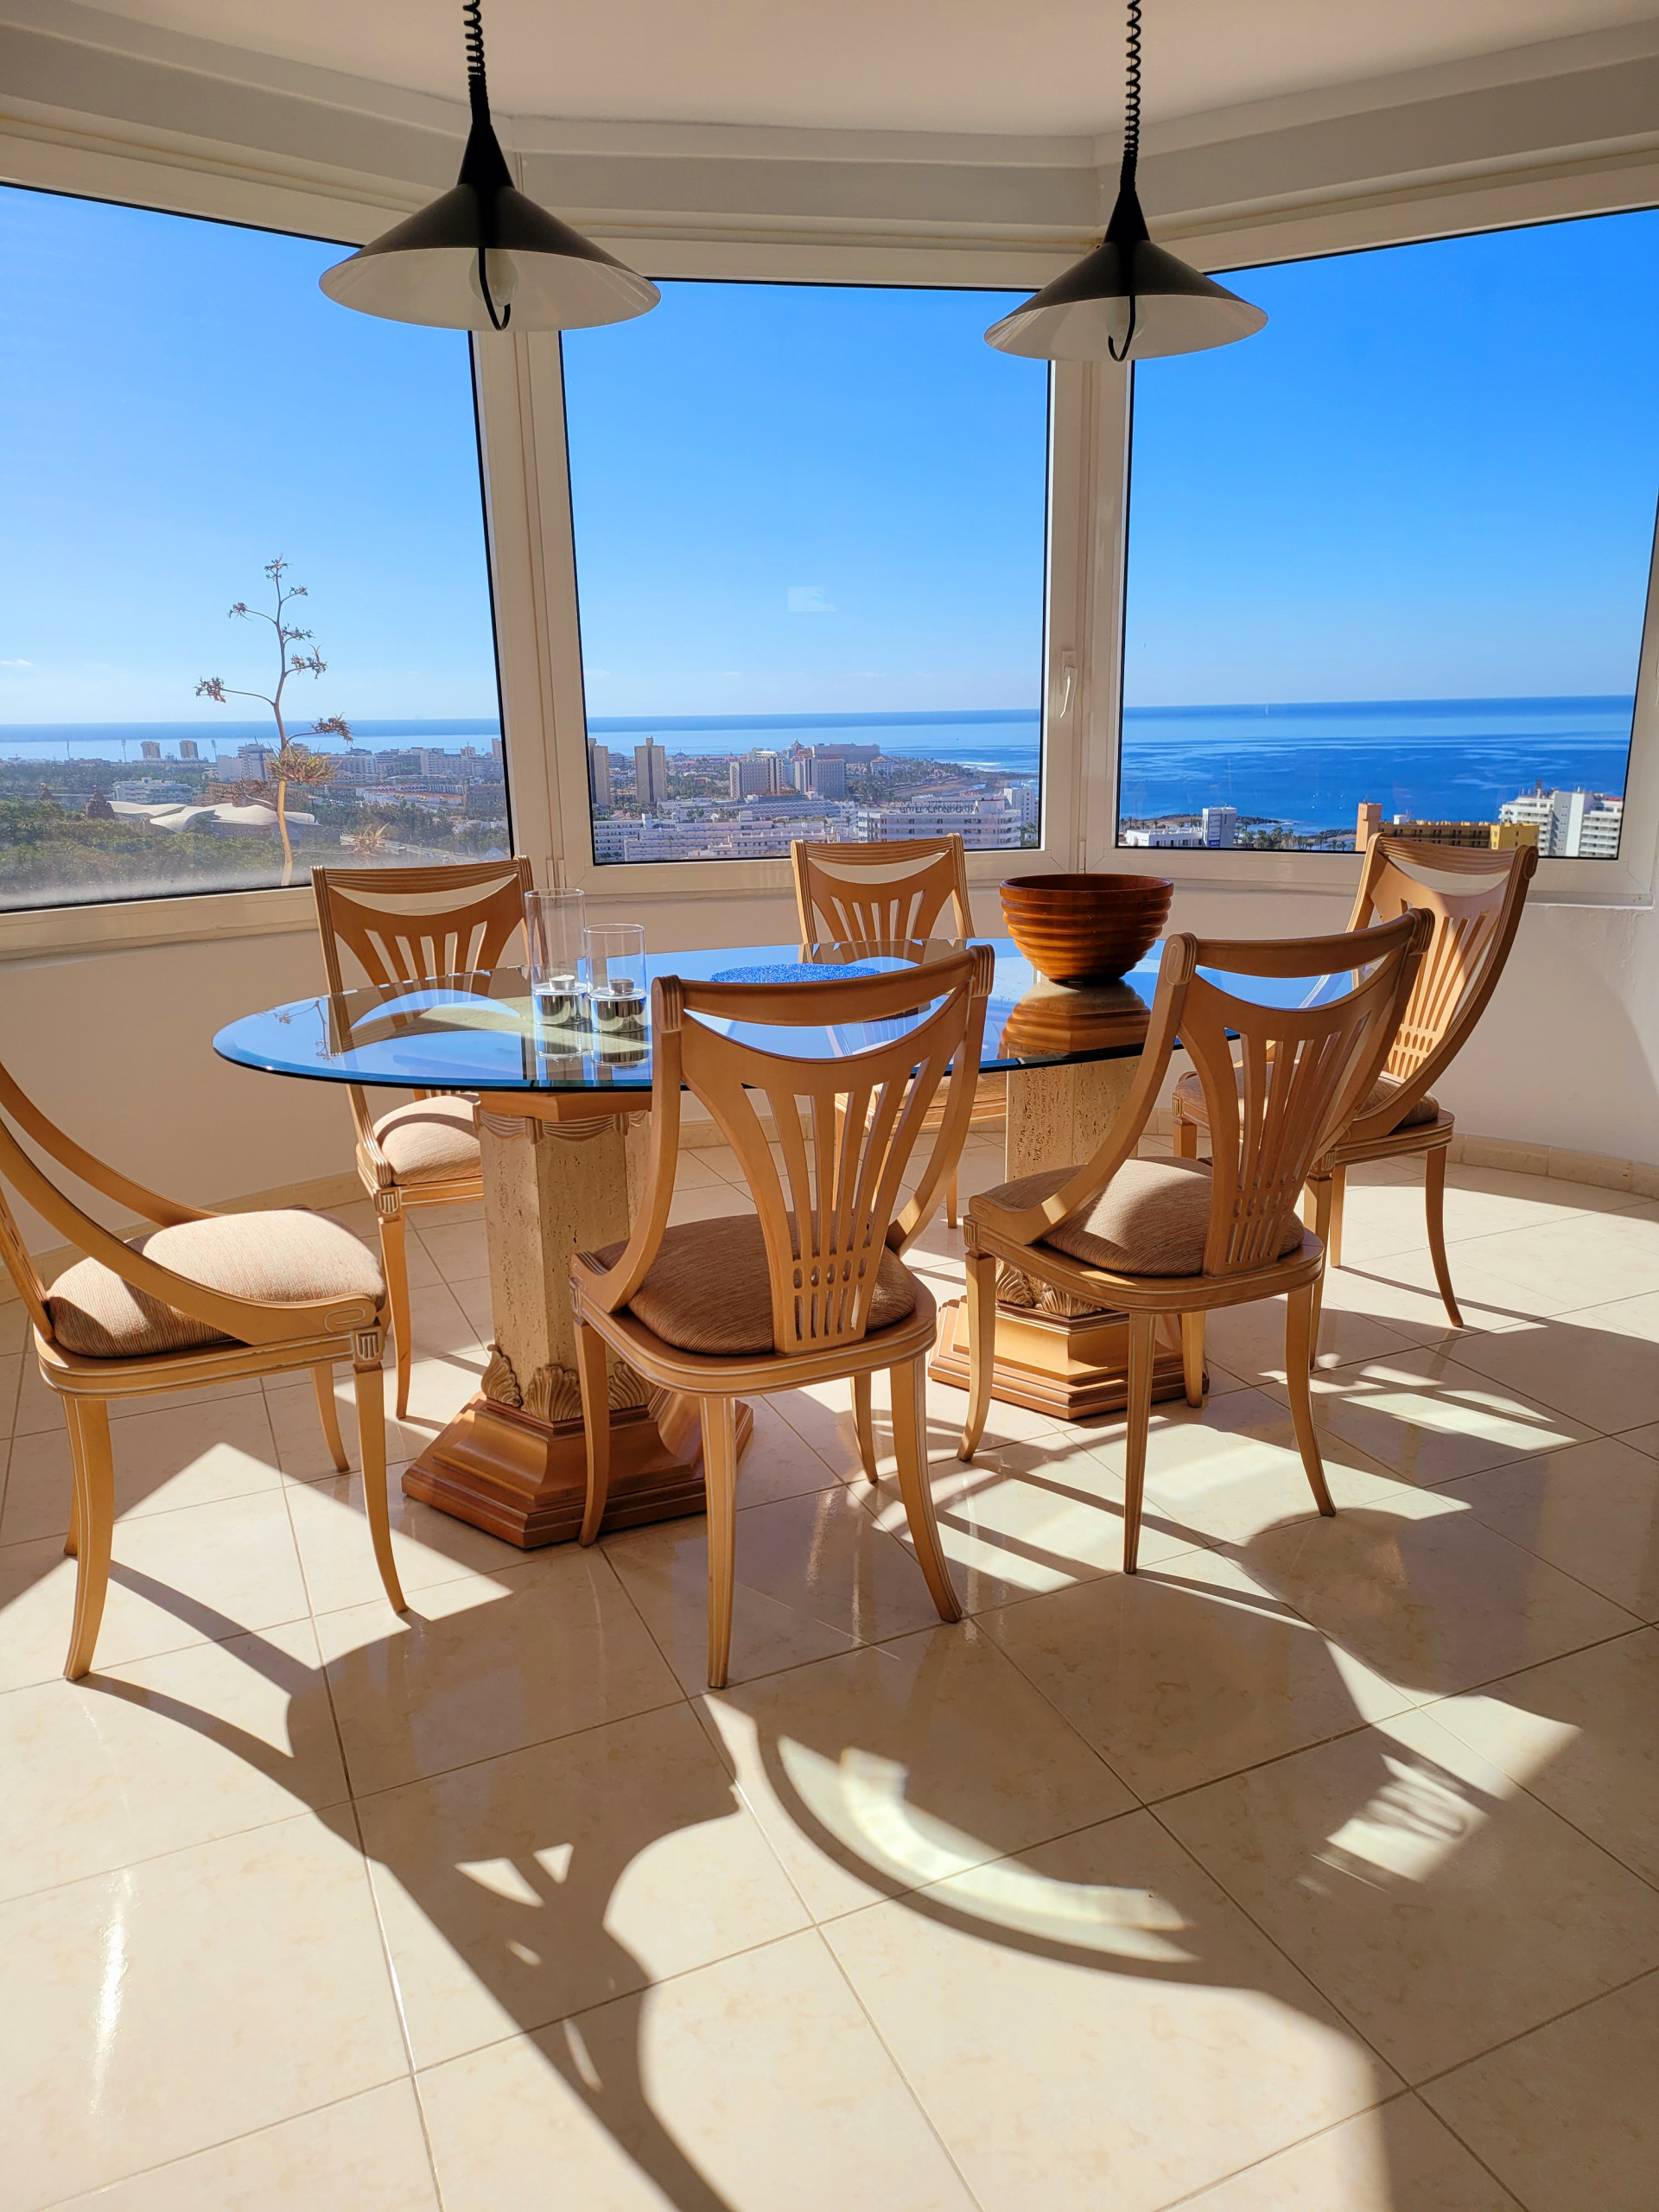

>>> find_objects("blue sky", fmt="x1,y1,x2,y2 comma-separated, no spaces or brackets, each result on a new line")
4,183,1656,732
1125,207,1659,706
563,281,1051,717
0,184,497,724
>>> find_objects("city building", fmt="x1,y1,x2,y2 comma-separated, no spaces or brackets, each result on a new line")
633,740,669,810
854,794,1020,849
1202,804,1237,848
1500,785,1624,857
178,739,200,760
728,757,777,799
1002,780,1040,827
140,739,161,760
791,752,849,799
1122,823,1204,848
588,741,612,808
1386,815,1540,850
112,779,193,804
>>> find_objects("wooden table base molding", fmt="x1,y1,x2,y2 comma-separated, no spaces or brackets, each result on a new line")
404,1389,753,1548
929,1297,1189,1421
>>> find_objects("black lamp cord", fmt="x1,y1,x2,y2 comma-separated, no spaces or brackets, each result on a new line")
1106,0,1142,363
463,0,512,331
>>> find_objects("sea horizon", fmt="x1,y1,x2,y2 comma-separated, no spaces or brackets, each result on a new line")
0,695,1635,830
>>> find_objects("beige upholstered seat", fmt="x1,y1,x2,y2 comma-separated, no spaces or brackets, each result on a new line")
592,1213,918,1357
48,1211,385,1359
372,1097,482,1185
979,1154,1304,1281
1172,1064,1440,1135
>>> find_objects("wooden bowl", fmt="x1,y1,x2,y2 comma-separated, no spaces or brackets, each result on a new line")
999,873,1173,985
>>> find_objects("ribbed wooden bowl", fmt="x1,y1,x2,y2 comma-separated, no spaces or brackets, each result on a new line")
999,872,1173,985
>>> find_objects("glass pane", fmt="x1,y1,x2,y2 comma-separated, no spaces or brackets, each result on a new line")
563,282,1049,865
0,185,506,910
1120,210,1659,859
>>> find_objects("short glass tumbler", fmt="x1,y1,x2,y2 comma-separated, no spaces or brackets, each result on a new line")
583,922,648,1044
525,889,585,1026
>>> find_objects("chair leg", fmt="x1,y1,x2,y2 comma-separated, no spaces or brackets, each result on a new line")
1284,1283,1336,1517
1327,1164,1348,1270
1424,1143,1464,1327
1173,1112,1200,1160
945,1166,959,1231
1304,1173,1334,1370
63,1398,114,1681
702,1395,740,1691
891,1356,962,1625
352,1358,407,1614
378,1205,414,1421
852,1371,879,1484
575,1320,613,1545
311,1361,350,1474
1122,1311,1157,1575
64,1467,80,1559
1180,1312,1205,1408
957,1248,998,1462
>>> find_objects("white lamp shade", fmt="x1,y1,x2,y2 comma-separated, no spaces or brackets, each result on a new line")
987,208,1266,363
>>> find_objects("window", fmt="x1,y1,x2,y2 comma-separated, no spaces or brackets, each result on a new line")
562,282,1050,866
1120,210,1659,860
0,184,505,911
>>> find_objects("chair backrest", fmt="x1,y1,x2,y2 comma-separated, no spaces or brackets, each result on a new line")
984,915,1430,1281
791,836,971,949
1344,835,1536,1141
593,950,993,1357
311,859,534,1145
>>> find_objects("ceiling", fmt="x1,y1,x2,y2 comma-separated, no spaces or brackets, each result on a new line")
62,1,1659,138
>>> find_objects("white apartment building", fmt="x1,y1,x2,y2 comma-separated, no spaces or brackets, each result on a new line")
1002,780,1040,826
1202,804,1237,847
1499,785,1624,857
587,741,612,808
855,794,1020,848
1122,823,1203,848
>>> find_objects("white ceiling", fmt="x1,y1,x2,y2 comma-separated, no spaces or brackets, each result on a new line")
62,1,1659,137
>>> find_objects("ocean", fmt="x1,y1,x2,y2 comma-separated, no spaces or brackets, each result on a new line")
0,699,1635,830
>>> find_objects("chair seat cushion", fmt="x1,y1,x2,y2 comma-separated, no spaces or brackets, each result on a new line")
976,1154,1303,1279
1173,1065,1440,1135
372,1097,481,1186
46,1211,385,1360
591,1213,919,1357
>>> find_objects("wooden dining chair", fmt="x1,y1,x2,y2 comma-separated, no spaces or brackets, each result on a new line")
311,859,534,1416
1172,836,1536,1334
0,1053,405,1680
791,834,1003,1228
960,914,1431,1571
569,947,994,1688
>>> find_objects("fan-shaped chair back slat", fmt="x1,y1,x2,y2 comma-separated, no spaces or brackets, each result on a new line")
658,953,988,1355
791,836,972,950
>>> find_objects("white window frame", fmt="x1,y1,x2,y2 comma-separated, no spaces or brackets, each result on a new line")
1101,174,1659,911
483,248,1092,914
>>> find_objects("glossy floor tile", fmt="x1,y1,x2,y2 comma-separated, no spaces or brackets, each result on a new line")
4,1154,1658,2209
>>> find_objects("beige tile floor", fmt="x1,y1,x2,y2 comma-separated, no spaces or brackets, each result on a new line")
3,1139,1657,2209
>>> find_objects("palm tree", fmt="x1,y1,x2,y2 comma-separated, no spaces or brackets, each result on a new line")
195,558,354,886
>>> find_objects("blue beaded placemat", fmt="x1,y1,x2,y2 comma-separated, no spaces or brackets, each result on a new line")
709,962,884,985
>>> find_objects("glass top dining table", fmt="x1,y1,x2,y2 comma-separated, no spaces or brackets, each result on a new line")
212,935,1329,1095
213,937,1170,1093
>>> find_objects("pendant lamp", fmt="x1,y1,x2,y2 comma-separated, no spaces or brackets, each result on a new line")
986,0,1264,363
320,1,659,334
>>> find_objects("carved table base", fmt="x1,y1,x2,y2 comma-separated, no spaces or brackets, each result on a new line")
926,1050,1195,1421
403,1092,749,1548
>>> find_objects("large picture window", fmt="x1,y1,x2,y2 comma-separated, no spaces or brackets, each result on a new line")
0,184,505,911
563,282,1050,865
1119,209,1659,860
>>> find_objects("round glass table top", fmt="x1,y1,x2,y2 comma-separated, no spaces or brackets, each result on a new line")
213,937,1170,1096
214,934,1344,1097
